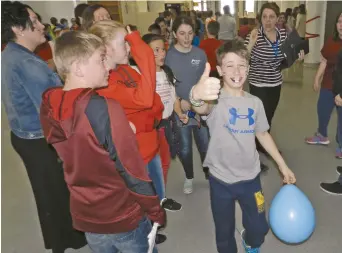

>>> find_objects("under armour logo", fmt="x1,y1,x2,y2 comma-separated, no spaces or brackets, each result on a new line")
229,107,255,126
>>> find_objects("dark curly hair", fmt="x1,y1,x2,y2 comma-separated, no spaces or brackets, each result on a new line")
259,2,280,21
1,1,34,44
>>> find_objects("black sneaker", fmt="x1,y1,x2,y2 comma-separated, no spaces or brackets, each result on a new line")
337,166,342,175
161,198,182,212
260,163,269,173
320,181,342,195
155,234,167,244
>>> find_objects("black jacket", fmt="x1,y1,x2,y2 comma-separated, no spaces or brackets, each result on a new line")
333,49,342,97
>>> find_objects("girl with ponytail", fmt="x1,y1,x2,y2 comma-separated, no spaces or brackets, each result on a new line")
142,33,184,184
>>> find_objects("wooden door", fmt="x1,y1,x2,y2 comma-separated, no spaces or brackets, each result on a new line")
88,1,122,23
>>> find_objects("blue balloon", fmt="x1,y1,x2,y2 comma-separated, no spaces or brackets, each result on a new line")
269,185,316,244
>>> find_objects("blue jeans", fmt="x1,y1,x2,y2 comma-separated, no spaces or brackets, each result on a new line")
209,175,269,253
174,122,209,179
317,89,342,147
85,217,157,253
337,105,342,149
147,155,165,200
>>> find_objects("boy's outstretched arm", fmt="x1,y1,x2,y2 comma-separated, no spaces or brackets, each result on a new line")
256,131,295,183
255,98,296,184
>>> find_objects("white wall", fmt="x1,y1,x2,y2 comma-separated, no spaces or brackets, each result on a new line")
26,0,87,24
148,1,166,13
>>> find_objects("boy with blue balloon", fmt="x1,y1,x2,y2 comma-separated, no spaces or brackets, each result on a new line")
189,39,296,253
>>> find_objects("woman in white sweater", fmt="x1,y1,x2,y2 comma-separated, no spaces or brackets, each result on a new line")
296,4,306,39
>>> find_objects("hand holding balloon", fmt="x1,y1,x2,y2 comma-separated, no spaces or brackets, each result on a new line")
279,166,296,184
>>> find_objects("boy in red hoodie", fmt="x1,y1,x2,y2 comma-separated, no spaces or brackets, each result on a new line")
40,31,165,253
88,20,182,214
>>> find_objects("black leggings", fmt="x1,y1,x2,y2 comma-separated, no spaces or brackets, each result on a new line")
249,84,282,150
10,133,86,252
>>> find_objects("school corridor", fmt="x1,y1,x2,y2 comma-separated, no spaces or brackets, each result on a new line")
2,63,341,253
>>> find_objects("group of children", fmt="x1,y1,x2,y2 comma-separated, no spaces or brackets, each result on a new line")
38,8,299,251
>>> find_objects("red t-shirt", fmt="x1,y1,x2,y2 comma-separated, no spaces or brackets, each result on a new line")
35,41,53,62
199,38,223,71
238,25,250,39
321,36,342,89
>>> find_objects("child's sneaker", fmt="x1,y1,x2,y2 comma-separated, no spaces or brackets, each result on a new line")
183,178,193,194
305,133,330,145
241,229,260,253
320,181,342,195
161,198,182,212
336,148,342,159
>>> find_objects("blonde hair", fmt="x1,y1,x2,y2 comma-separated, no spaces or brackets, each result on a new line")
88,20,125,44
54,31,104,80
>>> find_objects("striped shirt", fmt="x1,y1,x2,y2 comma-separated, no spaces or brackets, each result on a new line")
245,26,287,87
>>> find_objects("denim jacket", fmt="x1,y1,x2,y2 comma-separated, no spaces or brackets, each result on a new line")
1,42,62,139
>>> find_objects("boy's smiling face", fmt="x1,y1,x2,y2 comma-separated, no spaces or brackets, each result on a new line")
217,52,249,89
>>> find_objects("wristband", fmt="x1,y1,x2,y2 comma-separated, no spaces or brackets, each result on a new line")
189,86,205,107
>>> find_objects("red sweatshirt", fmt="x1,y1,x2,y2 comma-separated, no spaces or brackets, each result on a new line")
40,88,165,233
97,31,164,164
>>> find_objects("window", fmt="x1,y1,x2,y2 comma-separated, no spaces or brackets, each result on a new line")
220,0,235,14
193,0,207,11
245,0,255,13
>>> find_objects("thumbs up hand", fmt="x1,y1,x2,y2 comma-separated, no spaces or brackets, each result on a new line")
192,63,221,101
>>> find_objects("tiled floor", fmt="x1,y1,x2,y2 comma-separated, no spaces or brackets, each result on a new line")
2,64,341,253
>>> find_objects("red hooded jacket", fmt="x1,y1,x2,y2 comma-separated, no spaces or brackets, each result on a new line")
97,31,164,164
40,88,165,234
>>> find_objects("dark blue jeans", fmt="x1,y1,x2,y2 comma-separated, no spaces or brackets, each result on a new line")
317,88,342,147
174,121,209,179
85,217,157,253
209,175,269,253
338,105,342,149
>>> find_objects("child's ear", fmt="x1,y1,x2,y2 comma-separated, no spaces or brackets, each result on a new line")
216,65,223,77
71,60,84,78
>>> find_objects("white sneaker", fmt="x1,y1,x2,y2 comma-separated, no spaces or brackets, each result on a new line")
183,178,193,194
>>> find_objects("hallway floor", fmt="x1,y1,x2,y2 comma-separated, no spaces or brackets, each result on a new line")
2,64,341,253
